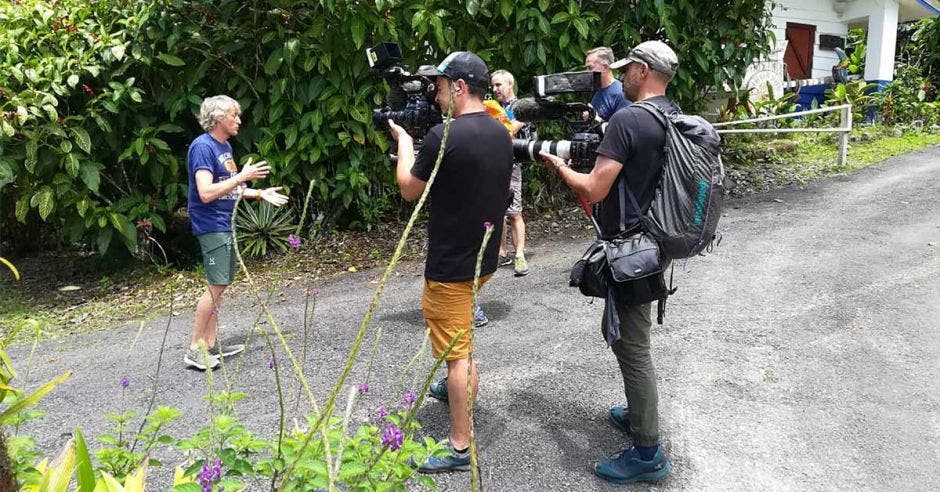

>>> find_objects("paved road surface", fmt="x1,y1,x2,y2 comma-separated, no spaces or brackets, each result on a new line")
13,145,940,490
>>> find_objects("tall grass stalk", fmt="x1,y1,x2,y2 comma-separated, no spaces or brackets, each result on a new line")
467,222,495,491
229,190,338,488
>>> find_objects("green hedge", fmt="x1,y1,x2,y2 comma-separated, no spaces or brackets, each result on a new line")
0,0,775,256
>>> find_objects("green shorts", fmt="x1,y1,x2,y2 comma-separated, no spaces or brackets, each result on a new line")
197,232,236,286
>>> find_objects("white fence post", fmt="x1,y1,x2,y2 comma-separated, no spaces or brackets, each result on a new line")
714,104,854,167
838,105,852,166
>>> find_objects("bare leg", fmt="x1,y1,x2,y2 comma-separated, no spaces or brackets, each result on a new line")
446,358,479,450
508,214,526,257
498,216,510,257
191,285,227,350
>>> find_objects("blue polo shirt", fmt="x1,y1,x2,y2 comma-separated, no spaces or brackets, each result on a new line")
186,133,239,236
591,79,631,121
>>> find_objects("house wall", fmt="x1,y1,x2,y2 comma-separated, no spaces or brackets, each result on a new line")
771,0,847,79
839,0,900,83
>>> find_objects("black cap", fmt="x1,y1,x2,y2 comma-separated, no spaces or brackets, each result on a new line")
417,51,489,88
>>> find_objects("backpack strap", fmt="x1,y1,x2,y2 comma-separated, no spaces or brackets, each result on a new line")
616,101,668,231
655,263,679,324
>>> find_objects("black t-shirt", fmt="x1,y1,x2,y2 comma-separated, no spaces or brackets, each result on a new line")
594,95,679,239
411,111,513,282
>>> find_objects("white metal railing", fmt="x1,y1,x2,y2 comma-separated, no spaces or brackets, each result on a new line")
713,104,853,165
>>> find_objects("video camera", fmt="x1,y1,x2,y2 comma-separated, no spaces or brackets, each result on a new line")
367,42,442,141
509,71,607,168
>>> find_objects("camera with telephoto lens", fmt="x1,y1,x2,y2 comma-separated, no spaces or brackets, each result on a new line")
509,71,608,168
367,42,442,141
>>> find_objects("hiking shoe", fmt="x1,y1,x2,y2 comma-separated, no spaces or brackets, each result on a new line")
213,343,245,358
428,377,448,402
498,255,513,267
594,445,670,485
513,256,529,276
609,406,630,433
418,440,470,473
184,349,220,371
473,306,488,327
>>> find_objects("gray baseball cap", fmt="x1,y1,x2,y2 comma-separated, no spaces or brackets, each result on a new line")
611,40,679,80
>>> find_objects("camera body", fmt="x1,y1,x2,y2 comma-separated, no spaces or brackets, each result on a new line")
367,42,442,141
509,71,607,168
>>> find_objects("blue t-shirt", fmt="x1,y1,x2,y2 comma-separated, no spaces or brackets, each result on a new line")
187,133,239,236
591,79,631,121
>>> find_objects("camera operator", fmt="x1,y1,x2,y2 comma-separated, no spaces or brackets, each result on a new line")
585,46,631,121
539,40,679,484
386,51,513,474
491,69,532,277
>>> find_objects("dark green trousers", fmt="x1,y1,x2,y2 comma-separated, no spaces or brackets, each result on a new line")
601,301,660,446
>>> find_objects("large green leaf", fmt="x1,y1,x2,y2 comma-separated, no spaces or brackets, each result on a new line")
0,370,71,424
73,427,96,492
70,127,92,153
80,162,100,192
25,138,38,173
31,186,55,220
157,53,186,66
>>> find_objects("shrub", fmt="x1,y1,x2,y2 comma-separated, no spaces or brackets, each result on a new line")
235,201,297,259
0,0,777,257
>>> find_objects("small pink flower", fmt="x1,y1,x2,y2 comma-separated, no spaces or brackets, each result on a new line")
306,287,320,297
357,383,370,393
267,357,275,369
287,234,301,251
483,221,493,230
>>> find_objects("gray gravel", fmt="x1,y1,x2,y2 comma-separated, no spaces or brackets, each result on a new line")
10,144,940,491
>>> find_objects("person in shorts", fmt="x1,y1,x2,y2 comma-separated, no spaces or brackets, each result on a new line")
490,69,533,277
185,95,288,370
387,51,512,473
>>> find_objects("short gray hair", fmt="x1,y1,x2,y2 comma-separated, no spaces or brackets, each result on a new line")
586,46,615,67
198,95,240,131
491,69,515,88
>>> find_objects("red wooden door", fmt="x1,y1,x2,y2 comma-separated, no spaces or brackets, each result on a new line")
784,23,815,80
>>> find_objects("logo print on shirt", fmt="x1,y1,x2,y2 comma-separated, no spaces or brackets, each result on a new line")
208,257,216,265
219,152,237,173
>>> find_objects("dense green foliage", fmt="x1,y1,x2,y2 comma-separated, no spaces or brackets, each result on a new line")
0,0,776,257
876,17,940,126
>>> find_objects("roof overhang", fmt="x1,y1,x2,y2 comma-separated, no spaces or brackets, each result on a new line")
900,0,940,21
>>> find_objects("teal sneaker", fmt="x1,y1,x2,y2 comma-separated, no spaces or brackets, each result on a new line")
609,406,630,433
418,441,470,473
594,446,670,484
428,377,448,402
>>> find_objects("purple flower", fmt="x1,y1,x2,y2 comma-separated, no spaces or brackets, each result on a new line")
401,388,417,409
287,234,302,251
267,357,275,369
357,383,370,394
375,405,389,422
306,287,320,297
380,423,404,451
120,376,130,389
198,458,223,492
483,221,493,230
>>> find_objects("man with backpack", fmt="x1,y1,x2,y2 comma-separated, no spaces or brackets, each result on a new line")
539,40,680,484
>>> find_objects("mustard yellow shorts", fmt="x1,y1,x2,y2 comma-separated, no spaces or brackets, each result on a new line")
422,274,491,361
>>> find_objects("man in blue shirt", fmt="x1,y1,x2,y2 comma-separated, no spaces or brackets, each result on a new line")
586,46,631,121
185,95,288,370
